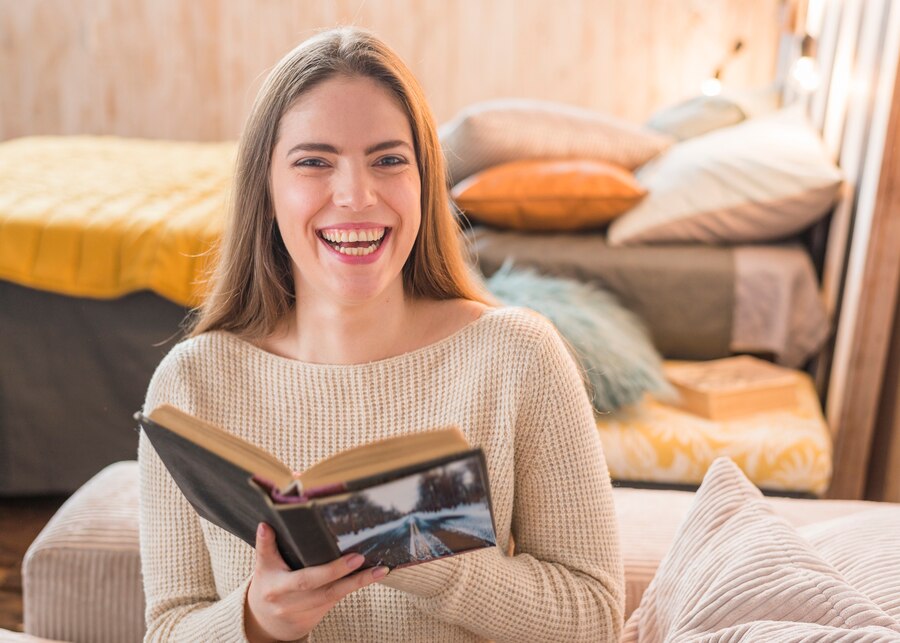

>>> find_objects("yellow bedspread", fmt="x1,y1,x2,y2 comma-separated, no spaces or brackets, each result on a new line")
597,366,832,495
0,136,236,306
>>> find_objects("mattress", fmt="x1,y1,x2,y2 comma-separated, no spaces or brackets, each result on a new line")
468,227,829,367
0,281,188,495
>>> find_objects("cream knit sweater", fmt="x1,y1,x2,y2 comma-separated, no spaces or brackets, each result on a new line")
139,306,624,642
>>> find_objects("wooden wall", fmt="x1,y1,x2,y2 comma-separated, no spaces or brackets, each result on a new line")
0,0,782,141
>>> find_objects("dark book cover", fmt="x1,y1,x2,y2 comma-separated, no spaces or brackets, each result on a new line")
136,413,496,571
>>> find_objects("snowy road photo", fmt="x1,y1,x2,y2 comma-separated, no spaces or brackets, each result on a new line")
317,454,495,568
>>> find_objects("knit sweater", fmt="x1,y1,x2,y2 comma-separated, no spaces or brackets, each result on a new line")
139,306,624,642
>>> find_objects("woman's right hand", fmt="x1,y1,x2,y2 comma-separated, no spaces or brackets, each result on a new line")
245,522,389,642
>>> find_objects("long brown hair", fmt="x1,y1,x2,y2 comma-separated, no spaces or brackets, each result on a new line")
190,27,492,339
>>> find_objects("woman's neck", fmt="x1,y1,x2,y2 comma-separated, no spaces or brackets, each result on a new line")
261,290,424,365
257,295,487,365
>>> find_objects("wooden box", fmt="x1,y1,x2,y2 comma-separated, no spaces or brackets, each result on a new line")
664,356,800,420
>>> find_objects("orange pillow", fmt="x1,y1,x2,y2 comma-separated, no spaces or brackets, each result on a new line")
451,159,646,231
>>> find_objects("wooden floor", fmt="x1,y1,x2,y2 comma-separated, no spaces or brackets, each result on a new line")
0,496,67,632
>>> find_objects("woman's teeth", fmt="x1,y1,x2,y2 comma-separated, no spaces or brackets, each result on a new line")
318,227,387,256
320,228,385,243
337,243,379,256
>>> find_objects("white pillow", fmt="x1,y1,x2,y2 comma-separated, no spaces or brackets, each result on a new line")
608,107,843,246
622,458,900,642
439,98,673,185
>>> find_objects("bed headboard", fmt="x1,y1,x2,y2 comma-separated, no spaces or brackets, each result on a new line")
781,0,900,498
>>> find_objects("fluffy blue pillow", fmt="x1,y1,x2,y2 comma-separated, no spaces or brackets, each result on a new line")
485,262,674,412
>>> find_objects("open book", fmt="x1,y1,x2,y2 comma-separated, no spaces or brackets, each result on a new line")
135,404,496,571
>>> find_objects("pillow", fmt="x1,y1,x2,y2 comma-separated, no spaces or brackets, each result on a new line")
451,159,646,232
608,107,843,246
800,509,900,621
439,98,673,185
484,263,674,412
623,458,900,642
646,95,747,141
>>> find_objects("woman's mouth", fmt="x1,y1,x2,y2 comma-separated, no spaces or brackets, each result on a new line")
316,226,390,257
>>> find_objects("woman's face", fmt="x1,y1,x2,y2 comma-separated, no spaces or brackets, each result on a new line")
270,74,421,308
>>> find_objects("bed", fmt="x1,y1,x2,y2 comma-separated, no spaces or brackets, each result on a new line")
0,126,835,495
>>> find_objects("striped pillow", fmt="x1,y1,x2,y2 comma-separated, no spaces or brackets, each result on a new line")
439,99,673,185
623,458,900,642
801,510,900,621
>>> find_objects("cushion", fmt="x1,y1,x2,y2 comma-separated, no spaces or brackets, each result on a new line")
451,159,646,231
596,365,832,494
801,510,900,620
439,99,673,185
612,486,885,620
484,264,673,411
622,458,900,642
607,107,843,246
646,95,747,141
22,461,145,642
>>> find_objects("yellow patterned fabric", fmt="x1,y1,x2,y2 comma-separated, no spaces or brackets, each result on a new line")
0,136,236,306
596,366,832,495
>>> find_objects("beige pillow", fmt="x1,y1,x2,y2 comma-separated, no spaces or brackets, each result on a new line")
608,107,843,246
646,95,747,141
451,159,646,231
800,510,900,621
439,98,673,185
623,458,900,642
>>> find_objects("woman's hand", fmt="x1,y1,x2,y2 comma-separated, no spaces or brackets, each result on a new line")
245,523,389,642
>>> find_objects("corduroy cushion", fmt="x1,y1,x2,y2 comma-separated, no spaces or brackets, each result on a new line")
23,461,145,643
451,159,646,231
801,510,900,621
439,98,673,185
607,107,843,246
622,458,900,642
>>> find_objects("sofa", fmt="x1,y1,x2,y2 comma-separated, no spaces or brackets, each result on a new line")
13,459,900,642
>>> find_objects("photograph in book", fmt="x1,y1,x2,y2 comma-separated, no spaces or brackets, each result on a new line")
316,454,496,569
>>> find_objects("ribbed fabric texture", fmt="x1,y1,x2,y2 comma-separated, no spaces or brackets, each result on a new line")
622,458,900,642
611,486,884,620
439,99,672,185
801,510,900,621
23,462,145,643
139,306,624,642
0,629,65,642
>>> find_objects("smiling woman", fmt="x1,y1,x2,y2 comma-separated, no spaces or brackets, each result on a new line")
138,26,624,643
268,75,422,323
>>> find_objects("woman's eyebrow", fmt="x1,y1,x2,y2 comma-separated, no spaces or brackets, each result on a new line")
285,140,412,158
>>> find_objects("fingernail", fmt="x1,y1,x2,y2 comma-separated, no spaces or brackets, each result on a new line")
257,523,265,539
372,566,389,579
346,553,365,568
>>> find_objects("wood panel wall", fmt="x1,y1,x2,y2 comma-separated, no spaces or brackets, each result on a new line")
868,293,900,502
0,0,781,141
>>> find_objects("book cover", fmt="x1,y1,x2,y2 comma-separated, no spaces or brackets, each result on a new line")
135,406,496,571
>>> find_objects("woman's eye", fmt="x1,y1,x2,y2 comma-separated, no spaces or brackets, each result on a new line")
377,155,407,167
295,158,328,168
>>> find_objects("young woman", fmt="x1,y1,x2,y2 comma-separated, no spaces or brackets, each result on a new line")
139,27,624,642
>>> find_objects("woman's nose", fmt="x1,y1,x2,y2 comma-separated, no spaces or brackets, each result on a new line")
332,165,377,211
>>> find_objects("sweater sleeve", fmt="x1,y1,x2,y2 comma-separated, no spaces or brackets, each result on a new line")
381,326,626,642
138,350,255,642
